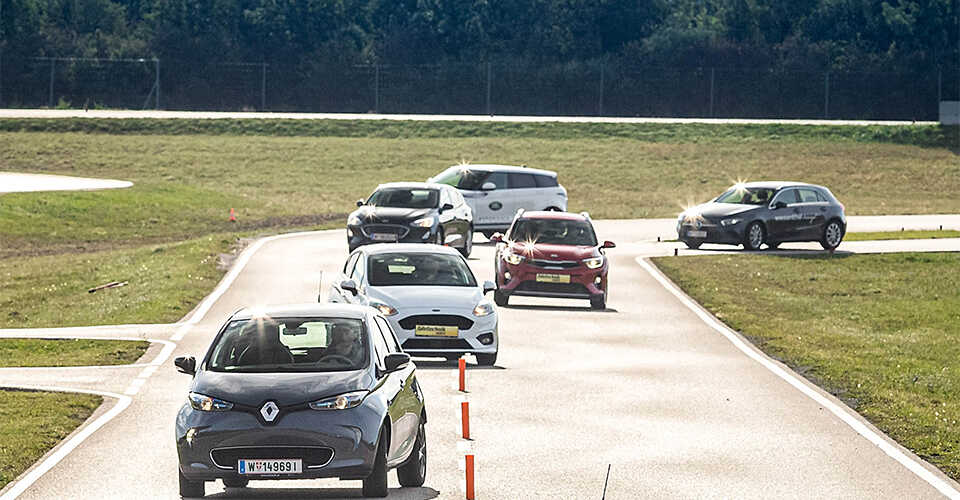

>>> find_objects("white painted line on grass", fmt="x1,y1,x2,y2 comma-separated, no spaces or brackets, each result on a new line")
637,256,960,499
0,386,131,500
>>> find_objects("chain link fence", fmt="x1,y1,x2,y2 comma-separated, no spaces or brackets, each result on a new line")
1,56,957,120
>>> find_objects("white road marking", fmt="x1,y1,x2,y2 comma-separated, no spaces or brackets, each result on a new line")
137,365,158,379
124,378,146,395
0,387,131,500
637,256,960,499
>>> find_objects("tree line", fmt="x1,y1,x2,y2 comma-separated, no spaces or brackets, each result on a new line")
1,0,957,73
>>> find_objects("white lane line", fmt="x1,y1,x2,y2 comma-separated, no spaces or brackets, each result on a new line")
123,378,146,396
0,386,131,500
169,230,326,341
137,365,158,379
637,257,960,499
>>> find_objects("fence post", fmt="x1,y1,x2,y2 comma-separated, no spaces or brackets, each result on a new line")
154,58,160,110
598,60,604,116
261,62,267,111
485,61,492,115
48,58,55,108
709,67,715,117
824,72,830,119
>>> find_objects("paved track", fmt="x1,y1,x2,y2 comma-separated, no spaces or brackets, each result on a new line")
2,218,960,499
0,172,133,194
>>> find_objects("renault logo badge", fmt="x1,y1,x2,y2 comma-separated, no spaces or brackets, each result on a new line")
695,220,703,229
260,401,279,422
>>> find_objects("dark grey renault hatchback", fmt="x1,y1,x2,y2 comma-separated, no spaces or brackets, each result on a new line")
174,304,426,498
677,181,846,251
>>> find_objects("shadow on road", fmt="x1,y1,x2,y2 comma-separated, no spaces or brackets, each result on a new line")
206,486,440,499
412,359,506,370
504,304,619,313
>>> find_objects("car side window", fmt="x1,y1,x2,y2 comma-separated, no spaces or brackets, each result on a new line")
351,255,366,284
485,172,508,190
344,252,360,275
374,317,402,353
798,188,820,203
771,188,799,206
815,189,828,202
509,173,537,189
370,320,390,368
534,175,559,187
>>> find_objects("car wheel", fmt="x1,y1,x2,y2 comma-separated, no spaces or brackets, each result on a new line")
743,222,765,251
493,290,509,307
476,352,497,366
482,230,496,240
222,477,248,488
459,226,473,257
682,239,702,249
362,429,389,497
590,293,606,310
178,469,205,498
397,419,427,487
821,220,844,250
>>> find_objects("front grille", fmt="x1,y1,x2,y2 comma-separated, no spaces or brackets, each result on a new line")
403,338,474,350
529,259,580,269
516,281,589,295
360,224,410,239
210,446,334,470
398,314,474,330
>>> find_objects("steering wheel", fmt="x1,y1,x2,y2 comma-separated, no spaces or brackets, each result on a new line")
322,354,354,365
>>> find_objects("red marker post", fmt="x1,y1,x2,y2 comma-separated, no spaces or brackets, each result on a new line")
461,401,470,440
458,357,466,392
465,454,476,500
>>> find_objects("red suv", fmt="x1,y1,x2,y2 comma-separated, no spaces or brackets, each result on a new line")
491,211,615,309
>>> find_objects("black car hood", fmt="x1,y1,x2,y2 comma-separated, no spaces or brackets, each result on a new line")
192,369,373,407
351,206,432,224
692,203,763,218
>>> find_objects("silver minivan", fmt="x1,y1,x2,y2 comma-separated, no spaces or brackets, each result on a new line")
428,164,568,237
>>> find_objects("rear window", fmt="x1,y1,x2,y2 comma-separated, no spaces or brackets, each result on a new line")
534,175,558,187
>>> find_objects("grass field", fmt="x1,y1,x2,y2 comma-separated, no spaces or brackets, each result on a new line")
0,389,101,489
0,339,149,367
652,252,960,480
844,230,960,241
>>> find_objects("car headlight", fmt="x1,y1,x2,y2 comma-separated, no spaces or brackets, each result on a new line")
369,300,397,316
720,218,742,226
309,390,368,410
347,214,361,226
583,256,604,269
473,301,495,317
503,251,524,265
188,392,234,412
411,216,435,228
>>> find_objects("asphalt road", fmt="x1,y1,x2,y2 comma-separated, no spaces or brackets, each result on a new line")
0,172,133,194
2,219,960,499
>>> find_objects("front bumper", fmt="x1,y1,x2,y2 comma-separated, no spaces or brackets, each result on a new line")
176,401,382,482
498,261,607,299
384,307,498,357
677,222,744,245
347,224,436,251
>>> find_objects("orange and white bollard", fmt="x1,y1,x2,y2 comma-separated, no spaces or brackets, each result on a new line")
458,357,466,392
229,208,237,222
465,454,476,500
461,400,470,440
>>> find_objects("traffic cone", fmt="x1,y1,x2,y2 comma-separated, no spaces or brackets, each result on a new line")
229,208,237,222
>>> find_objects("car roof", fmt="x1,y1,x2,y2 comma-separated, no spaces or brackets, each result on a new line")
357,243,463,256
376,181,447,190
738,181,820,190
232,303,371,321
518,210,589,221
448,164,557,177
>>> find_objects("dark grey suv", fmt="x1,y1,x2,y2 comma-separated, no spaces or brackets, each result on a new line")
174,304,426,498
677,181,846,251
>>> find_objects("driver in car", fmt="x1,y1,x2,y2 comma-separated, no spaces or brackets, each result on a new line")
323,322,363,362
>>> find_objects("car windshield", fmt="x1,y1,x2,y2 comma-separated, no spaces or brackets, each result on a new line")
714,186,777,205
510,219,597,246
368,253,478,287
207,317,367,373
367,188,438,209
433,166,492,190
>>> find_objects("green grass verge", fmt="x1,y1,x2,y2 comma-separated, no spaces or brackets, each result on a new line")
0,339,149,367
0,235,234,328
844,230,960,241
652,252,960,480
0,389,101,490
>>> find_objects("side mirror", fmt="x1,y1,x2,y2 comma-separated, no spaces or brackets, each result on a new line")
440,203,455,212
482,280,496,294
772,201,787,209
356,199,365,207
481,182,497,191
174,356,196,376
340,279,359,296
601,240,616,249
489,232,503,243
384,352,410,373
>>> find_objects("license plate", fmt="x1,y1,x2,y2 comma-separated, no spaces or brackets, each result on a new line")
686,230,707,238
238,458,302,475
536,273,571,283
415,325,458,337
371,233,396,242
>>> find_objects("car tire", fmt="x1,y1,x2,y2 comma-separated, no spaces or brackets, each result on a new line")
362,429,389,497
397,419,427,487
482,230,496,240
743,222,765,251
222,477,248,488
459,226,473,258
476,352,497,366
682,239,702,249
820,220,844,250
590,293,606,310
178,469,205,498
493,290,509,307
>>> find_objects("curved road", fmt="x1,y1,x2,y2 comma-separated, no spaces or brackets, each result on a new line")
2,218,960,499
